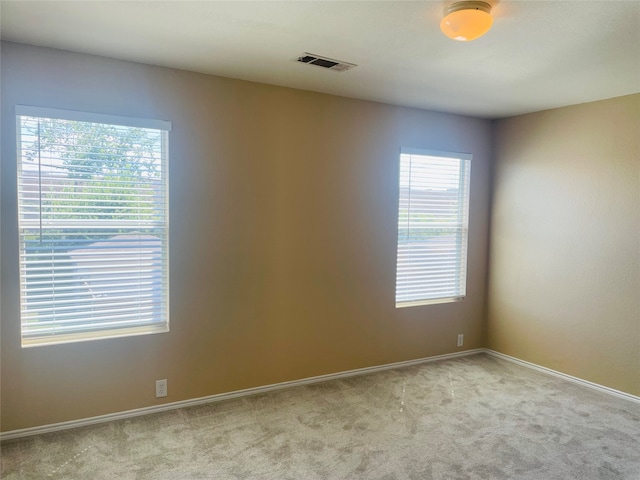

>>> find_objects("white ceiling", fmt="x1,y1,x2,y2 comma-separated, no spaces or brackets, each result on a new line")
1,1,639,119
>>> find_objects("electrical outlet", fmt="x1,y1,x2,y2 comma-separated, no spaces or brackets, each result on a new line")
156,379,167,398
457,334,464,347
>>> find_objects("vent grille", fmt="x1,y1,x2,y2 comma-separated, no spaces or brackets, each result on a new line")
294,53,357,72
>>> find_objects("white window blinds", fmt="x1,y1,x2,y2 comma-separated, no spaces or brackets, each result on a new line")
16,106,170,346
395,148,471,307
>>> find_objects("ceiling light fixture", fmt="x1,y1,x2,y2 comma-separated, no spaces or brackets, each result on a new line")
440,1,493,42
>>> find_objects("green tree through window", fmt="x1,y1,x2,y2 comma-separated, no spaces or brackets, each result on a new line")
17,107,170,346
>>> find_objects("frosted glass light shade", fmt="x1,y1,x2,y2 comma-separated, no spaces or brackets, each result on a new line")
440,1,493,41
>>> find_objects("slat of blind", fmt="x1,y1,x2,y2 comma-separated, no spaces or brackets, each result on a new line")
398,282,463,293
395,149,471,307
398,251,467,257
397,260,463,270
398,286,461,296
396,271,465,281
29,301,163,317
22,305,165,322
17,110,170,345
25,294,163,308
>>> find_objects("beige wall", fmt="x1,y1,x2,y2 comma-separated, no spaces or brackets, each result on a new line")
488,94,640,396
0,42,492,432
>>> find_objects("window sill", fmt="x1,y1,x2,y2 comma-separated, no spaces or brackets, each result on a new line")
21,324,169,348
395,296,465,308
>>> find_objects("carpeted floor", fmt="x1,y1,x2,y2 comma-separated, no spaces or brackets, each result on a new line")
2,354,639,479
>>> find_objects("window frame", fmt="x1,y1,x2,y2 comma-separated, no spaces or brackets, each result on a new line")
395,147,472,308
15,105,171,347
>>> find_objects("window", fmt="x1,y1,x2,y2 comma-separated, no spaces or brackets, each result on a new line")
395,148,471,307
16,106,170,346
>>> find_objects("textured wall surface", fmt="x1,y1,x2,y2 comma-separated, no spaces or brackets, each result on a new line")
488,94,640,396
1,42,492,432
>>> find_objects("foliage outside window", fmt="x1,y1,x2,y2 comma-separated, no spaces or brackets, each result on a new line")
395,148,471,307
16,106,170,346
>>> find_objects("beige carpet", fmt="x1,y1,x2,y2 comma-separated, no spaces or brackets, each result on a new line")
2,354,639,479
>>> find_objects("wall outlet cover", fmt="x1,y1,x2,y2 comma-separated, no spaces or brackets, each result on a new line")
156,379,167,398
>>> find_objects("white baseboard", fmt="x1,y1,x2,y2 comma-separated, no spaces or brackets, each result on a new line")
1,348,483,441
485,349,640,405
5,348,636,441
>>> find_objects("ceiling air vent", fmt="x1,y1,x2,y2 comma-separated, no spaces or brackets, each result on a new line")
295,53,357,72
